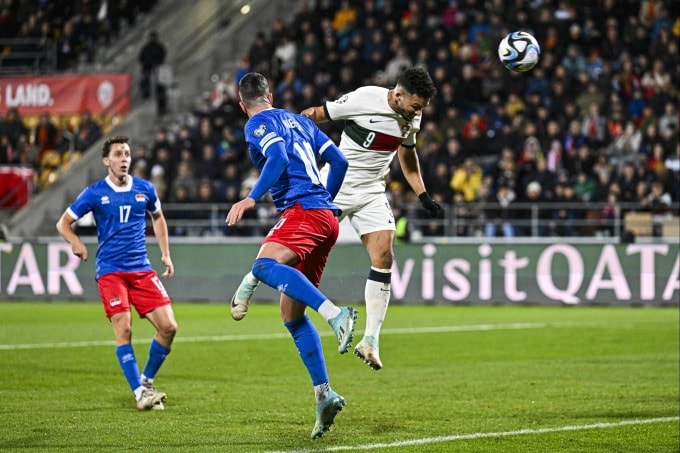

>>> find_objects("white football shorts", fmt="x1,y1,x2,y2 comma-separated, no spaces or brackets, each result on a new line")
334,190,396,237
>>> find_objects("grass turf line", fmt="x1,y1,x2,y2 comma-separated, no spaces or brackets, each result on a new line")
0,303,677,453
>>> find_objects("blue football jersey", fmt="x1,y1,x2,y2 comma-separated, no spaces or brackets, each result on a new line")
244,108,339,212
67,176,160,279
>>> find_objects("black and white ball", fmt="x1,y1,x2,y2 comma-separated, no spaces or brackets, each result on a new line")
498,31,540,72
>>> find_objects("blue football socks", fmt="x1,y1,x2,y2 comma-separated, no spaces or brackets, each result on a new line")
252,257,326,310
116,343,142,391
285,315,329,386
142,338,170,381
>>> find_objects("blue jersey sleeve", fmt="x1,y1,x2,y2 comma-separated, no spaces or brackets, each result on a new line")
68,187,94,219
244,108,341,213
248,140,289,201
318,140,347,200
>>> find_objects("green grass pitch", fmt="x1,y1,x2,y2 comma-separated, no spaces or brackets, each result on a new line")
0,302,678,452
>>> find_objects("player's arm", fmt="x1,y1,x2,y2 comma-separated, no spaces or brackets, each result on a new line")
151,210,174,278
397,144,427,196
320,141,348,200
300,105,329,123
56,211,89,261
226,141,288,226
397,144,443,218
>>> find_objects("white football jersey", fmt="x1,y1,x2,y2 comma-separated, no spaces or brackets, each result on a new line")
323,86,421,194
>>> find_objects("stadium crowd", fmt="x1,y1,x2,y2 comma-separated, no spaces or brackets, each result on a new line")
0,0,158,70
0,0,157,190
2,0,679,238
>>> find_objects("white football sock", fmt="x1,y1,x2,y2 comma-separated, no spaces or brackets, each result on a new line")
134,386,144,401
318,300,341,322
364,267,391,340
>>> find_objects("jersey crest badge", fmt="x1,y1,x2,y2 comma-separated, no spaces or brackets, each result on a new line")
253,124,267,137
135,194,146,202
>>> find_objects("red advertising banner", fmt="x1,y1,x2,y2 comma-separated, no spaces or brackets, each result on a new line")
0,165,33,209
0,74,131,116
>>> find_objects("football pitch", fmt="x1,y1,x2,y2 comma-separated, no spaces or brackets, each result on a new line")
0,302,678,453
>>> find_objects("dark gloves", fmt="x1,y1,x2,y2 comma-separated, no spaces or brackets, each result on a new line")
418,192,443,218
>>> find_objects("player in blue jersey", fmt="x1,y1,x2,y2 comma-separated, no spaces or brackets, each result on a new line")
231,67,442,371
56,135,178,411
225,72,356,439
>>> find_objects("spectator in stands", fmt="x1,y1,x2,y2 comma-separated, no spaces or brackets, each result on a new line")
138,30,166,100
33,113,58,158
130,144,151,180
0,135,16,164
0,108,28,147
195,143,220,181
192,118,218,160
484,184,516,238
646,180,673,235
272,31,296,77
428,162,454,203
170,160,197,202
149,147,173,190
74,110,102,151
516,181,550,237
102,0,678,239
450,157,483,203
215,163,241,203
580,101,608,149
76,11,98,63
664,142,680,200
56,19,78,69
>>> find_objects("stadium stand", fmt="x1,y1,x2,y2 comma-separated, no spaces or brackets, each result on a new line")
2,0,679,240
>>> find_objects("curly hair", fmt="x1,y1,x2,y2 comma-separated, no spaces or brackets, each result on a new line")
397,67,437,100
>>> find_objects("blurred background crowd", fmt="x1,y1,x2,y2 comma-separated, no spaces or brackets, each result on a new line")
1,0,678,239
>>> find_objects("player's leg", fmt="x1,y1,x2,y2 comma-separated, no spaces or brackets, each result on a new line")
243,206,356,351
354,230,393,370
280,294,346,439
347,195,395,370
230,271,259,320
128,271,175,410
142,305,177,385
253,242,356,353
230,198,352,322
99,273,161,409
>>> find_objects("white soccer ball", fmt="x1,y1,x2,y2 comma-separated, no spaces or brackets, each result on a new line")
498,31,541,72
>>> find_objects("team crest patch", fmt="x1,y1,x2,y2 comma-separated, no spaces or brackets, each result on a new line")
109,297,121,307
253,124,267,137
334,94,348,104
135,193,146,202
101,195,110,205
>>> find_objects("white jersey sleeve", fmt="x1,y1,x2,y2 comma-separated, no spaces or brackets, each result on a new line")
323,86,422,193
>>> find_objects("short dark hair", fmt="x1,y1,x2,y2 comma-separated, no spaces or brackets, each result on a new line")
238,72,270,108
102,135,129,157
397,67,437,100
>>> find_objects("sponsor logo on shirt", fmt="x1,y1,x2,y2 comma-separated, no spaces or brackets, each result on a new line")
101,196,110,205
253,124,267,137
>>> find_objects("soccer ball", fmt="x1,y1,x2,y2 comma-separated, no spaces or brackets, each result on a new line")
498,31,540,72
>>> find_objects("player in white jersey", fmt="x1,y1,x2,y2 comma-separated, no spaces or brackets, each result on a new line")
230,67,442,370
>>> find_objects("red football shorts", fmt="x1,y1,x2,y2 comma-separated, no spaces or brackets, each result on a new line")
263,204,339,287
97,270,171,318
